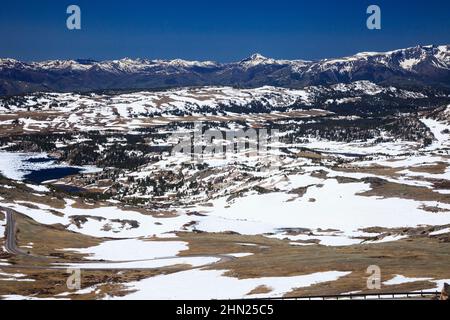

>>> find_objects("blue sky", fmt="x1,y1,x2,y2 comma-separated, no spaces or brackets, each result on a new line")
1,0,450,61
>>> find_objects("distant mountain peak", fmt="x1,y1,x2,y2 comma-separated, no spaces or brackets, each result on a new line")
238,53,277,68
240,53,271,62
249,53,267,60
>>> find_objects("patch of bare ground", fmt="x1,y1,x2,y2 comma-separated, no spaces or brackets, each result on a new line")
287,186,310,198
295,150,326,161
177,232,450,296
409,162,448,175
15,111,62,121
419,205,450,213
246,285,273,296
335,165,402,177
14,212,103,261
434,180,450,189
359,225,450,242
309,169,328,179
334,176,361,184
358,177,450,204
177,232,274,257
0,265,190,299
0,126,26,137
69,200,105,210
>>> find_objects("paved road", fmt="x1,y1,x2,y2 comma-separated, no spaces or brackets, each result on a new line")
3,207,29,256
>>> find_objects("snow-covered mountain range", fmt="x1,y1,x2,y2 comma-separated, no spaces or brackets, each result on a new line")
1,45,449,95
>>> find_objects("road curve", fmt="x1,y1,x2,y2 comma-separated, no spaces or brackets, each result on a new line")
3,207,29,256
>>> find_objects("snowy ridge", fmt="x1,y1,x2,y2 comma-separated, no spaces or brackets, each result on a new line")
0,86,311,116
1,45,450,95
0,82,428,118
312,45,450,73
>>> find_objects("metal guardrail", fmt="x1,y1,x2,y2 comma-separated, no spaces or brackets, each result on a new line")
262,291,441,300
